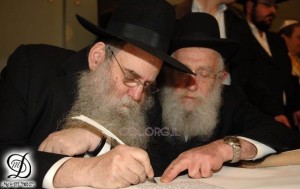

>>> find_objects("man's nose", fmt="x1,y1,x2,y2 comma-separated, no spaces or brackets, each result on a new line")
128,85,144,102
186,77,198,91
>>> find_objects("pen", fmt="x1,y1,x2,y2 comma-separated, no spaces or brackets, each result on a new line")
73,115,158,184
147,177,157,184
111,138,158,184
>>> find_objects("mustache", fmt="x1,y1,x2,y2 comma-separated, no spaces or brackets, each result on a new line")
121,96,138,108
266,13,275,19
179,91,204,101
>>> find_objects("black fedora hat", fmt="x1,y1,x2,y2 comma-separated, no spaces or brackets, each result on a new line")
76,0,192,74
236,0,288,4
171,13,240,62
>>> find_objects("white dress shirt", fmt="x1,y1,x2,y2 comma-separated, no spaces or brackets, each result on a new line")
191,0,230,85
247,21,272,56
191,0,227,38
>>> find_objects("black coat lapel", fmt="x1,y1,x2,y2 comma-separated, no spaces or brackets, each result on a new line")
51,47,90,129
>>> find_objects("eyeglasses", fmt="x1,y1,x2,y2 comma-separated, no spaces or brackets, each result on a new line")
257,0,278,9
109,47,159,94
194,68,225,79
175,67,225,83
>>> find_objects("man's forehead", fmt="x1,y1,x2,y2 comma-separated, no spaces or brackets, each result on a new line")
175,47,219,63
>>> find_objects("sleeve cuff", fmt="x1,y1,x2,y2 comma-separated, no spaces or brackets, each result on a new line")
237,136,276,160
42,157,72,188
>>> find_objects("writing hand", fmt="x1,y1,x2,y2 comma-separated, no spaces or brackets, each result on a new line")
53,145,154,188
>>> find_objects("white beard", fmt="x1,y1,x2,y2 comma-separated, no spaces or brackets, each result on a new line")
63,60,153,149
160,83,223,141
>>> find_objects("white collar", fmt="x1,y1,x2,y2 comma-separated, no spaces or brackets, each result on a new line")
192,0,227,14
247,20,272,56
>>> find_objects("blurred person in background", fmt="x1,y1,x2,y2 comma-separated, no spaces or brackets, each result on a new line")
238,0,300,131
279,19,300,84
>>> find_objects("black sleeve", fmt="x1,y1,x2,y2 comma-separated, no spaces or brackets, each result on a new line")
0,147,68,188
0,45,31,145
0,45,74,187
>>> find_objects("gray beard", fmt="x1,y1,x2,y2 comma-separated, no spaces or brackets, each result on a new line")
160,83,223,141
63,60,153,149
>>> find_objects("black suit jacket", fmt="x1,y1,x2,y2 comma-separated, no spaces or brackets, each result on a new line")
0,44,89,186
224,8,300,123
250,31,300,119
149,86,300,176
223,6,291,118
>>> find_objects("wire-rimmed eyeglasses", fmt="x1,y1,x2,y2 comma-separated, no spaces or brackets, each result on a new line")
174,67,225,83
108,47,159,94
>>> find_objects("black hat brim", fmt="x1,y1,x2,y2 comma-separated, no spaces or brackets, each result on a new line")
171,37,240,62
236,0,288,4
76,15,193,74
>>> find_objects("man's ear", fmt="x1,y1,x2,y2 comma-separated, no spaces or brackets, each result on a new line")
220,71,229,81
88,42,106,71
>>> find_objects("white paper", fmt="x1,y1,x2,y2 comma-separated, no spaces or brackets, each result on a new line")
123,175,224,189
58,165,300,189
201,165,300,189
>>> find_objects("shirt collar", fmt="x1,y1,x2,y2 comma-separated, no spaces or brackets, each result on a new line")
192,0,227,14
247,20,267,40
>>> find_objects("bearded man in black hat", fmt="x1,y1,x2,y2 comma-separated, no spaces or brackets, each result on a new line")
147,12,300,183
0,0,192,188
237,0,300,130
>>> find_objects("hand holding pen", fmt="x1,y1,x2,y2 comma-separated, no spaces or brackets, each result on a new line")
74,115,157,184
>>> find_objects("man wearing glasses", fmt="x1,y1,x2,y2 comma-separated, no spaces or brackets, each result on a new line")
151,12,300,183
238,0,300,130
39,12,300,187
0,0,192,188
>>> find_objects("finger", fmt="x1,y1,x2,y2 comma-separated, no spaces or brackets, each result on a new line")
127,159,147,183
41,143,54,153
38,140,46,151
282,117,291,128
200,163,213,178
107,154,143,186
161,160,187,183
285,120,291,128
162,158,180,175
42,141,64,155
45,142,58,154
119,168,141,185
188,164,202,179
122,152,147,183
129,147,154,179
53,144,72,156
110,176,132,189
188,168,202,179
